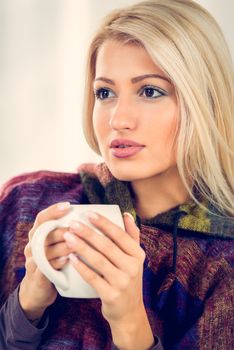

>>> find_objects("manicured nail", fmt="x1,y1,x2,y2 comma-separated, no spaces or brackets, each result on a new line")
69,253,79,263
64,231,77,245
86,211,99,220
123,212,135,222
56,255,68,262
69,220,83,231
57,202,70,211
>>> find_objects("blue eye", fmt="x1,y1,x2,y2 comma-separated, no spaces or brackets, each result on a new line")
139,85,166,99
94,88,115,100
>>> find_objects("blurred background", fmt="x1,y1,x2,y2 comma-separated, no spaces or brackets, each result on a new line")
0,0,233,185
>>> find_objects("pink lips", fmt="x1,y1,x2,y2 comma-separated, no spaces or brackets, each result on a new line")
110,139,145,158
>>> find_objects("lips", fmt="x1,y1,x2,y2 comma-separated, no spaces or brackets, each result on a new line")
110,139,144,148
110,139,145,158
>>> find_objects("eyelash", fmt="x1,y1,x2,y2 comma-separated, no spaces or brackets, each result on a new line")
94,85,166,100
139,85,166,99
94,87,115,100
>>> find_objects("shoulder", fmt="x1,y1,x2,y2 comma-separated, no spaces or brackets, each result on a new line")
0,162,105,211
0,170,82,203
0,168,90,240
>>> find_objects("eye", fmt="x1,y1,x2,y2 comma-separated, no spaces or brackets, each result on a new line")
139,85,166,99
94,87,116,100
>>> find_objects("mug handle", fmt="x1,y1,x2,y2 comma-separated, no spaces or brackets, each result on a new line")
31,220,69,291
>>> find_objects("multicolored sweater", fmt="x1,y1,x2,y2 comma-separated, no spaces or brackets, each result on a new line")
0,163,233,349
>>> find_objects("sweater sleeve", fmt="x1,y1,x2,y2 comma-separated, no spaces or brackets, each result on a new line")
111,336,164,350
0,286,48,350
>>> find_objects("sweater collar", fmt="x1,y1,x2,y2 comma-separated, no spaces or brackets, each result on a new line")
79,163,234,239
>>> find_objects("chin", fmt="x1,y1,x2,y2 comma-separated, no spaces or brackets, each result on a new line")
105,161,143,182
108,168,133,181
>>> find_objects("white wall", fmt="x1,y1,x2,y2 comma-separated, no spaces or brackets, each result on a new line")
0,0,233,185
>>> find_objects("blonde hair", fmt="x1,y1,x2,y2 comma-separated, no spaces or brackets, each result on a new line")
83,0,234,216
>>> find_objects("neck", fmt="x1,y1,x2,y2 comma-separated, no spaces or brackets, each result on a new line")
131,167,190,219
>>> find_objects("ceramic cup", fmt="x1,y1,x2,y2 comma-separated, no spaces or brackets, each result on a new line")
31,204,124,298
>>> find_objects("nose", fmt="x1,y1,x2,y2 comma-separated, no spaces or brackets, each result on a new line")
109,97,137,131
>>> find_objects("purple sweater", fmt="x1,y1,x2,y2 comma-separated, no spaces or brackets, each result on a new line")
0,163,233,349
0,287,163,349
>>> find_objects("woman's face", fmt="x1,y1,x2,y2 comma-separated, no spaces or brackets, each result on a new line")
92,40,179,182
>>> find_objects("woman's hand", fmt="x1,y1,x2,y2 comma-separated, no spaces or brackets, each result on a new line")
19,202,72,321
64,211,154,349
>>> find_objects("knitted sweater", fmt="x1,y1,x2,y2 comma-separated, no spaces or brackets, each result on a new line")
0,163,233,349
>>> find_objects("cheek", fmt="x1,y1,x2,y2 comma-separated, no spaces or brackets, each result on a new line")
166,117,178,144
151,106,178,135
92,108,108,145
164,115,179,160
92,108,101,136
152,108,179,155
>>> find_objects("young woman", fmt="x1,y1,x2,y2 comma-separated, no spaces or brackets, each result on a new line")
0,0,233,349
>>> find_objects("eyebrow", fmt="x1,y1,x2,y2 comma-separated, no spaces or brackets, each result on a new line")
94,74,171,85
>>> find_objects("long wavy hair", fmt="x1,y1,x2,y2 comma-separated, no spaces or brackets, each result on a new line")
83,0,234,216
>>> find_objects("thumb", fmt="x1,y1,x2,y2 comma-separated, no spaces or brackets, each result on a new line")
123,212,140,244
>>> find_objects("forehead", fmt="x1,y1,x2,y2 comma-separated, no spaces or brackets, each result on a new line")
95,39,166,77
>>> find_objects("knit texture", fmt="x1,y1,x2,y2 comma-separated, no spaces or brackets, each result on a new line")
0,163,233,349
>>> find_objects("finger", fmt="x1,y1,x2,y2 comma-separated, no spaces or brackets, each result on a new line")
45,227,68,246
24,242,32,258
25,256,57,287
49,256,69,269
64,231,114,273
85,211,140,257
123,212,140,243
68,221,139,273
64,231,138,289
45,241,72,261
25,256,37,274
69,253,115,300
29,202,70,240
28,257,56,285
64,232,119,279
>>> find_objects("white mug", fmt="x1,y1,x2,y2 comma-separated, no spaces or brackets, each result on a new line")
31,204,124,298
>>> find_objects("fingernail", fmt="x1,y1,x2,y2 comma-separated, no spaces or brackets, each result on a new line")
69,220,83,231
86,211,99,220
64,231,77,245
56,255,68,262
69,253,79,263
123,212,135,222
57,202,70,211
